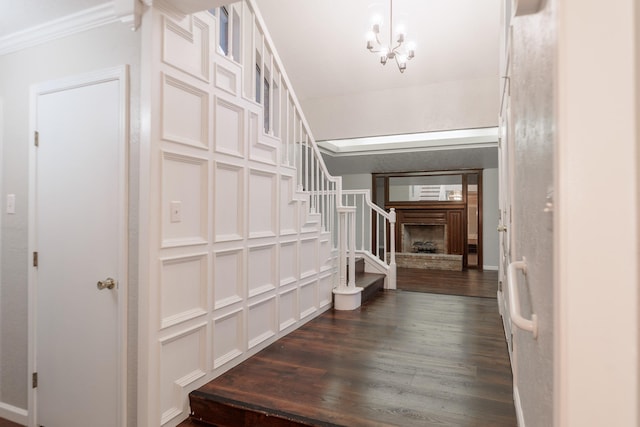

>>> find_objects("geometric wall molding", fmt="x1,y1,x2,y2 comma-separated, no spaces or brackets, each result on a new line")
299,279,319,320
160,253,209,329
299,237,319,279
162,73,209,149
278,288,297,332
159,322,207,425
161,151,209,247
249,169,277,238
279,241,298,286
247,244,276,298
213,248,244,310
248,111,277,165
318,273,334,308
147,6,339,426
280,175,297,234
214,96,244,158
247,296,277,349
215,62,239,96
319,238,334,273
213,309,244,369
214,162,244,242
162,15,210,82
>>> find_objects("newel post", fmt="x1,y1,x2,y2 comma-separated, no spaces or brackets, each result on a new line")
333,207,362,310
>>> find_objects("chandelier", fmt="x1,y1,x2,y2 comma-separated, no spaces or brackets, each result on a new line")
366,0,415,73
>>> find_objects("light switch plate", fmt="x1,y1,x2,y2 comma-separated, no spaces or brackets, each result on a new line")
170,201,182,223
6,194,15,214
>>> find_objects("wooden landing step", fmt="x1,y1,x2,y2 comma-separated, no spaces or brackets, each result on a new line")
186,393,328,426
352,257,385,305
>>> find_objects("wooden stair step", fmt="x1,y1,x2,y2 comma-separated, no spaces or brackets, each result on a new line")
355,272,385,305
346,257,365,281
186,391,321,427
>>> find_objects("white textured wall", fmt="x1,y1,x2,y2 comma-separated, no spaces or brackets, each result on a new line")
0,22,141,416
508,1,556,426
302,78,498,141
556,0,639,425
482,168,499,269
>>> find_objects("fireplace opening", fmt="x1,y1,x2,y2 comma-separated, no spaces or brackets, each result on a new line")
402,224,447,254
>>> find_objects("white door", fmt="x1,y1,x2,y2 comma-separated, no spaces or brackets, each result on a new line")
31,67,127,427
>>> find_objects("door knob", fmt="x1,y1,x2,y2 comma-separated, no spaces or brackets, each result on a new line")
97,277,116,290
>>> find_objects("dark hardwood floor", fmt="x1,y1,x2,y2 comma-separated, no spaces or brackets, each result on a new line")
397,267,499,298
187,288,516,426
0,418,23,427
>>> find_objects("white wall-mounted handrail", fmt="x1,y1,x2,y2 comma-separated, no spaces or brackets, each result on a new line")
507,258,538,338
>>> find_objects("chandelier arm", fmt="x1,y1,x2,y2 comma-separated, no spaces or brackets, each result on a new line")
389,0,394,52
394,53,405,72
390,41,403,53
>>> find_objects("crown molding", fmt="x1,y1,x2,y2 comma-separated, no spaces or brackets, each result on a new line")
0,3,133,56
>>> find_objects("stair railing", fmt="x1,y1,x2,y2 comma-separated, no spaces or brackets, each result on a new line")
342,190,397,289
248,0,358,295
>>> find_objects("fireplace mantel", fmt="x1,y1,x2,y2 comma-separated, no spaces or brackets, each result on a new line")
393,209,465,258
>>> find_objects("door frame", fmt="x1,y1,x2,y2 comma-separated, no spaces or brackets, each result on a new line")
27,66,129,427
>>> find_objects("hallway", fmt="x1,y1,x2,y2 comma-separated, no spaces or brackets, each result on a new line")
184,270,515,426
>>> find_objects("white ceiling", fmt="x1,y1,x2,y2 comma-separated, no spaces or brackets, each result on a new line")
253,0,501,102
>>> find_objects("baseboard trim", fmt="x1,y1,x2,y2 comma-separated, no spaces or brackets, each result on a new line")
483,265,499,271
0,401,28,425
513,386,526,427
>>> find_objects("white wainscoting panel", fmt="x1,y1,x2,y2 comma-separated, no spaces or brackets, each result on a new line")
161,151,208,247
214,96,244,157
279,175,297,234
279,288,297,331
145,6,338,426
318,273,334,308
300,237,318,279
213,309,244,368
248,110,277,165
213,248,244,309
214,62,239,95
247,296,277,349
162,74,209,149
249,169,277,238
160,323,207,424
162,15,210,82
279,241,297,286
299,279,318,319
319,238,332,271
160,254,208,329
214,162,244,242
247,244,276,297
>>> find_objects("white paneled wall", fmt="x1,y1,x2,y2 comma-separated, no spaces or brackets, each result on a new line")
140,3,336,425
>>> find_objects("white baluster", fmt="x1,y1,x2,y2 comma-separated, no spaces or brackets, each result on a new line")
389,208,397,289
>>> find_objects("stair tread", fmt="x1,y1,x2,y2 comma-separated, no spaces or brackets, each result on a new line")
355,272,385,288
